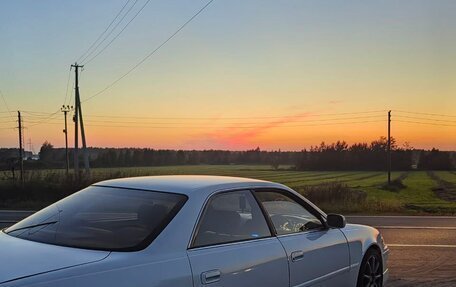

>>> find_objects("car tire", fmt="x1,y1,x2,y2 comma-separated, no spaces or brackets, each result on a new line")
356,247,383,287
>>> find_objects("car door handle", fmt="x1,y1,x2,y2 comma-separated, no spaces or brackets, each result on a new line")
201,269,221,284
291,250,304,262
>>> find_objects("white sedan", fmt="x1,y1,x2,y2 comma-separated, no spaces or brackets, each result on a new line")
0,176,389,287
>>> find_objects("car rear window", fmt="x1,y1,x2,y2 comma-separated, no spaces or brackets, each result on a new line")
4,186,187,251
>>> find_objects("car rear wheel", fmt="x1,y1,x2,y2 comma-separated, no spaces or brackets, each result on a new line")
357,248,383,287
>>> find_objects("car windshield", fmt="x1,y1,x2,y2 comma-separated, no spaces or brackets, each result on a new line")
4,186,187,251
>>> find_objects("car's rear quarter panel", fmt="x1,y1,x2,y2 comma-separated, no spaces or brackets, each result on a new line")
4,252,193,287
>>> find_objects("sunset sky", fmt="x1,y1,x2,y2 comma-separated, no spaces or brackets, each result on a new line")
1,0,455,151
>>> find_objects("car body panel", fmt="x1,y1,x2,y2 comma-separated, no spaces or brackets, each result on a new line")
0,232,109,284
4,252,193,287
277,228,351,287
187,237,289,287
339,223,389,285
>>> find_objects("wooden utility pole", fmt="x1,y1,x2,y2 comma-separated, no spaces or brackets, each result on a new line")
387,110,391,185
17,111,24,185
72,64,80,176
71,63,90,177
61,105,73,176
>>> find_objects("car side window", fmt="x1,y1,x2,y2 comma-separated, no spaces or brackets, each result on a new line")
192,190,271,248
255,190,323,235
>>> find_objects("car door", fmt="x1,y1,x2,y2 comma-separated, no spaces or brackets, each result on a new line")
187,189,289,287
255,189,350,287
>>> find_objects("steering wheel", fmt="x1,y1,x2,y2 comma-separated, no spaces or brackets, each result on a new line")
271,214,304,233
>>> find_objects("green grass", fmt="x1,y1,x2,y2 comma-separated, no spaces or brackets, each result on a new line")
364,171,456,214
433,171,456,184
1,165,455,214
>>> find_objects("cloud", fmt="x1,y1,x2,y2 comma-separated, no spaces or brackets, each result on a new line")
184,112,313,149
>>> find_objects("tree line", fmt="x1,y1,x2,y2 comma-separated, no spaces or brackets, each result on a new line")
0,137,454,171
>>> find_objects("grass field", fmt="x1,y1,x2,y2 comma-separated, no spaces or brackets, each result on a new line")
1,165,455,214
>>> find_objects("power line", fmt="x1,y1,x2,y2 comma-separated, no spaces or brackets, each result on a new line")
83,0,216,103
24,115,385,125
0,89,14,120
15,110,387,122
396,115,456,123
18,109,386,118
63,68,72,106
83,110,387,120
19,112,386,123
21,110,56,115
68,68,79,106
79,0,139,64
86,119,385,129
0,115,16,119
26,110,61,127
396,120,456,127
82,0,153,65
19,119,385,129
76,0,133,63
394,110,456,118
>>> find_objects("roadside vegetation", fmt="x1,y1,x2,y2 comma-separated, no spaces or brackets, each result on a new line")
1,165,455,215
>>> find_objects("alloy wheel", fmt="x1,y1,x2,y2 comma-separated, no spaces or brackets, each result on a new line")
362,254,382,287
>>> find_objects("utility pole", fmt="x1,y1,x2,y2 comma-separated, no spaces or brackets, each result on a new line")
61,105,73,176
71,62,90,177
387,110,391,185
72,64,80,176
17,111,24,185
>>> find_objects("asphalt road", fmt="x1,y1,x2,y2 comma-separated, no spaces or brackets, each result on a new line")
347,216,456,287
1,212,455,286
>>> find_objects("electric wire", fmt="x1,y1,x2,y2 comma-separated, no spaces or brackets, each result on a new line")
21,119,385,129
81,110,387,120
83,0,216,103
79,0,140,64
76,0,133,63
0,89,14,120
393,110,456,118
63,68,72,106
395,115,456,123
82,0,152,65
23,115,385,126
13,110,387,122
395,120,456,127
26,110,61,128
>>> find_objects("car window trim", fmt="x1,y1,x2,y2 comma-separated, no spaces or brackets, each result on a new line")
252,188,329,236
250,190,278,236
188,189,274,250
188,236,276,251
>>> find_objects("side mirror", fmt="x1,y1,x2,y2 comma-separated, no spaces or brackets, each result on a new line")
327,214,346,228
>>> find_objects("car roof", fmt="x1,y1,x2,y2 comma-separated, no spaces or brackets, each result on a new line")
94,175,286,196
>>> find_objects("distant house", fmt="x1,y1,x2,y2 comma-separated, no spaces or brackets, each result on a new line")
24,151,39,160
23,151,33,160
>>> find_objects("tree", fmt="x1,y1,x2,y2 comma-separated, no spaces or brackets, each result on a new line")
418,149,452,170
39,141,54,162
